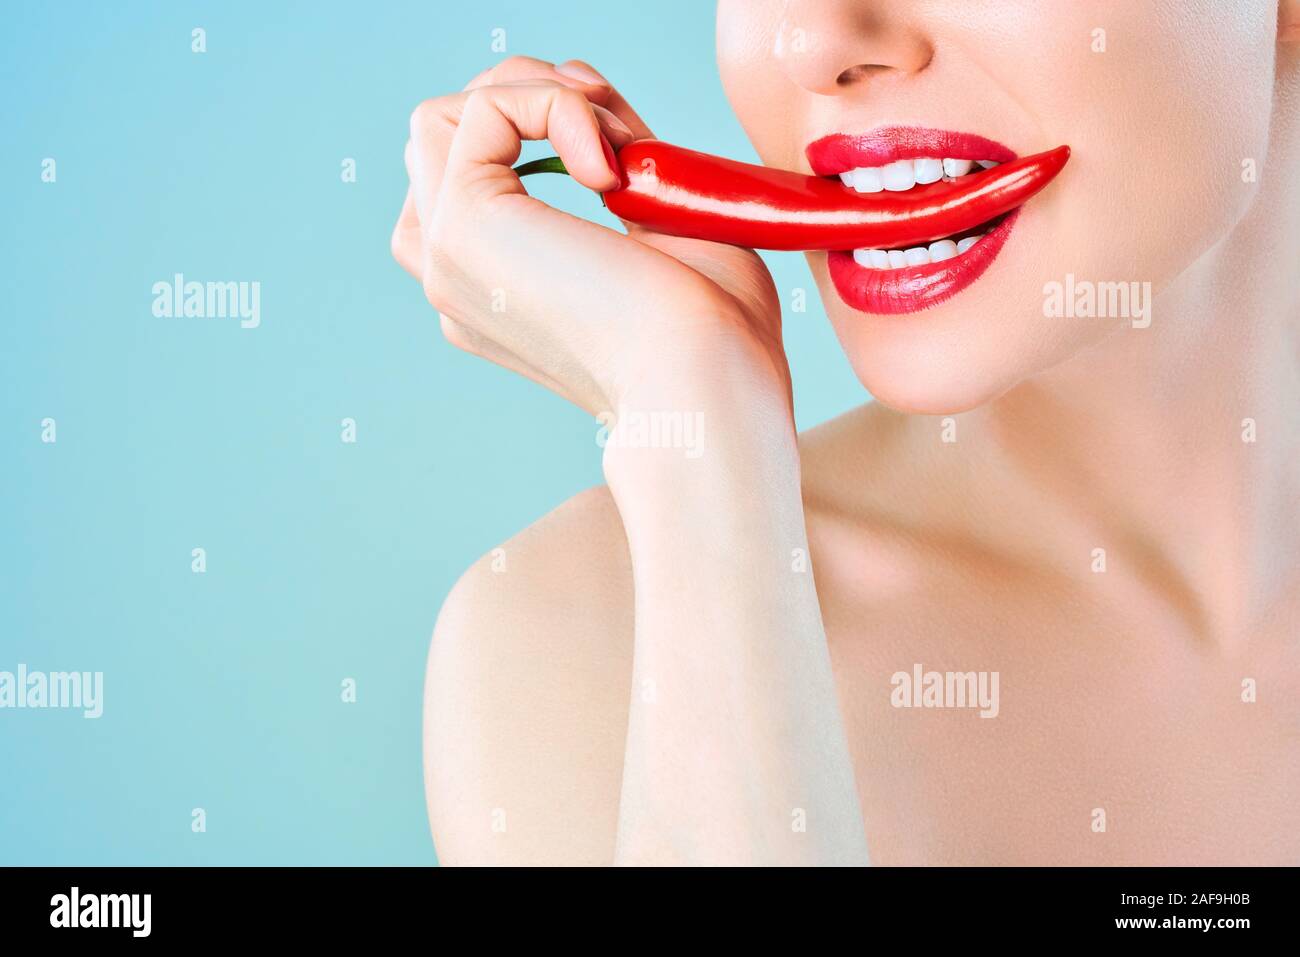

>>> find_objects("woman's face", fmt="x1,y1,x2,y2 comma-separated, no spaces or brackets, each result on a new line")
716,0,1278,412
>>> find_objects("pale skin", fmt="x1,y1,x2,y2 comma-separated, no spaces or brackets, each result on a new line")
394,1,1300,865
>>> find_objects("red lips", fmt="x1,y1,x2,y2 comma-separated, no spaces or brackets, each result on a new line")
805,126,1019,176
827,211,1020,315
806,128,1061,315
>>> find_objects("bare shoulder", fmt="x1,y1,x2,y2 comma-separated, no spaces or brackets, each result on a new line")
423,405,924,866
424,485,634,866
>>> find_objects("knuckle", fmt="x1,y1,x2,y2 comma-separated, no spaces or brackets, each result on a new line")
495,55,550,77
554,86,592,115
459,86,495,119
439,314,473,351
409,97,448,137
421,267,445,311
422,277,449,315
553,84,584,104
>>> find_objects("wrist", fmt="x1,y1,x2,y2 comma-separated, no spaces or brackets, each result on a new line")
600,388,804,562
600,380,796,488
604,321,793,466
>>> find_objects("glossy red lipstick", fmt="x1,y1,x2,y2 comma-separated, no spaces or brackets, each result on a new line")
807,128,1060,315
826,211,1019,315
805,127,1018,176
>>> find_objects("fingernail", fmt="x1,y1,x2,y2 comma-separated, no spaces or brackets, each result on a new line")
593,104,634,140
601,136,624,186
556,61,608,86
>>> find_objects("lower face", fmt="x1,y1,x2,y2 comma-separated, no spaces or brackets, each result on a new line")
716,0,1276,412
799,126,1142,413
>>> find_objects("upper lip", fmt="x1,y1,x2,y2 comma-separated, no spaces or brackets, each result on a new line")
806,126,1019,177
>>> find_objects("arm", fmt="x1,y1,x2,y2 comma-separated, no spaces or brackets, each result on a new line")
606,370,869,866
424,489,635,866
395,55,866,865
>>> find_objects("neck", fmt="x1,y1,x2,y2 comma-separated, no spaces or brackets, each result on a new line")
980,50,1300,644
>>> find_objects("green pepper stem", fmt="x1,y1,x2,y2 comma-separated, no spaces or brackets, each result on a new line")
513,156,568,177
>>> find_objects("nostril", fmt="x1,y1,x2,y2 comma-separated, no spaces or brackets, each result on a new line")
835,63,898,86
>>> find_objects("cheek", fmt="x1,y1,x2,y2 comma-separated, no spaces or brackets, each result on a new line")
987,0,1275,291
716,0,800,167
718,0,1276,412
811,247,1131,416
825,2,1275,412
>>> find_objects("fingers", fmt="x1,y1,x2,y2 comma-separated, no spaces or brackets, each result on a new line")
397,192,580,401
391,55,663,413
465,56,655,141
463,57,643,162
439,82,621,203
400,55,648,249
464,55,611,106
554,59,655,140
391,187,421,278
407,83,625,234
464,58,639,162
395,177,586,403
405,95,460,230
402,54,649,228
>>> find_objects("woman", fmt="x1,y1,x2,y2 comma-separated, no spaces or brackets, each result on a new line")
391,1,1300,865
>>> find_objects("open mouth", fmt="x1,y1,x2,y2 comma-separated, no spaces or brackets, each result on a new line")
807,128,1030,315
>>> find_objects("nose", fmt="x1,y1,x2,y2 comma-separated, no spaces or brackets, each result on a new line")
774,0,933,96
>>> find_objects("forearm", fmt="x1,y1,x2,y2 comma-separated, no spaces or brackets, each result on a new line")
605,385,869,866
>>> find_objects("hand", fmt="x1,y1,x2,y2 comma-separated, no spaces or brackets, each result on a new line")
391,57,791,421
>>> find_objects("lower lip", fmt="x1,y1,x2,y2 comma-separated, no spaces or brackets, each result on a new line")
826,210,1019,315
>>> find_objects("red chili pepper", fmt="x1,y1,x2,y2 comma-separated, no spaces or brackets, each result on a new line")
516,141,1069,252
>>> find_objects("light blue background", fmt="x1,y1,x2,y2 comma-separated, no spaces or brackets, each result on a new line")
0,1,862,864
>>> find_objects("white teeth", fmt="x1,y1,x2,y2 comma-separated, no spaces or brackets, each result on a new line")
942,158,973,178
913,157,944,185
928,239,958,262
851,167,884,193
881,160,916,191
837,157,1001,191
836,155,1003,271
838,165,884,188
850,233,987,269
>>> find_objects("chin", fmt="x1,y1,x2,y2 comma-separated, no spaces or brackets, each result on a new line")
847,356,1016,416
834,315,1120,416
810,271,1027,414
811,245,1136,416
